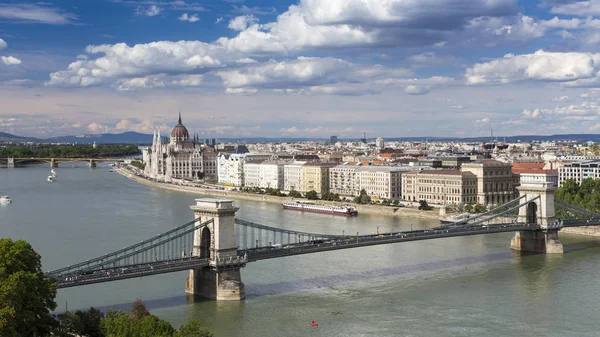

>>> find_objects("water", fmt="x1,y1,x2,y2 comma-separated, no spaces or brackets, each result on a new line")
3,165,600,336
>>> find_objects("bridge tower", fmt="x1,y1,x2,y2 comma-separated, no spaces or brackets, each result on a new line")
50,158,58,168
7,157,14,168
186,198,246,300
510,180,563,254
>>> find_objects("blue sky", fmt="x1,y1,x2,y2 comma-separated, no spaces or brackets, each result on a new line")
2,0,600,138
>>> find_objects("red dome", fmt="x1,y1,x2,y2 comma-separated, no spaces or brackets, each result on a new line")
170,113,189,140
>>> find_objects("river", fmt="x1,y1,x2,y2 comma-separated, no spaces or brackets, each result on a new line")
2,165,600,336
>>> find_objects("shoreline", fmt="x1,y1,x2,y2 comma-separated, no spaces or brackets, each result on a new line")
115,167,442,220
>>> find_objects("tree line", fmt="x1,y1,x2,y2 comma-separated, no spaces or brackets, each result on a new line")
0,238,212,337
555,178,600,218
0,144,141,158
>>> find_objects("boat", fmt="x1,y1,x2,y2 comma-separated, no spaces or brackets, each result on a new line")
0,196,11,204
51,169,57,177
282,200,358,216
47,175,54,182
109,169,114,172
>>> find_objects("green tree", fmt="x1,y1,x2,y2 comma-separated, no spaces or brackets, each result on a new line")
305,190,319,200
392,199,399,206
75,307,104,337
175,320,213,337
473,203,487,213
54,311,83,337
0,239,57,337
288,190,302,198
418,200,432,210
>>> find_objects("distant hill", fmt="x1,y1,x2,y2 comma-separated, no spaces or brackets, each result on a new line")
0,131,39,143
47,132,154,144
3,131,600,144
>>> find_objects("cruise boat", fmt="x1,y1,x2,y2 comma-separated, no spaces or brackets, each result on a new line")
0,196,11,204
282,200,358,216
47,175,54,183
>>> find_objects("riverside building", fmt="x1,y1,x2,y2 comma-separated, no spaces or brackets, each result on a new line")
558,160,600,186
143,114,217,182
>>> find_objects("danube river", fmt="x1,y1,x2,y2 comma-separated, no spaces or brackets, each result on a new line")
3,166,600,336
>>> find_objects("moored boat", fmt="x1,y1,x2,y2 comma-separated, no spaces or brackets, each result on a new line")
282,200,358,216
0,196,11,204
47,175,54,182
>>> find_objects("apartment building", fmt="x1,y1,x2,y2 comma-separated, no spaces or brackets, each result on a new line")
217,153,272,186
258,160,287,189
283,161,306,191
558,160,600,186
301,162,337,194
356,166,403,200
461,160,519,205
402,170,477,204
242,160,263,187
329,164,360,196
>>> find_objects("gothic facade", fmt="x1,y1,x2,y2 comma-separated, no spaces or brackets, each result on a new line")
142,114,217,182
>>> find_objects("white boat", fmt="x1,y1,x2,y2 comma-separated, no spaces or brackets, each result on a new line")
0,196,11,204
51,169,57,176
47,175,54,182
282,200,358,216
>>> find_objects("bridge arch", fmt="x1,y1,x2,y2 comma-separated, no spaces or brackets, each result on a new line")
200,226,212,259
526,202,537,225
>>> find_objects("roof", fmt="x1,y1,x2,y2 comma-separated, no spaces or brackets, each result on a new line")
303,162,338,167
513,168,558,175
463,159,510,166
512,162,545,169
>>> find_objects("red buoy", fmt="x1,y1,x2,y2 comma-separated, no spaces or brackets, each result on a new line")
311,321,319,327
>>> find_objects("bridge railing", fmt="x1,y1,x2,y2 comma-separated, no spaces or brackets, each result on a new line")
444,195,526,226
555,199,600,220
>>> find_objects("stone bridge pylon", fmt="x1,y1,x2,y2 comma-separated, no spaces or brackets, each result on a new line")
185,198,246,300
510,181,564,254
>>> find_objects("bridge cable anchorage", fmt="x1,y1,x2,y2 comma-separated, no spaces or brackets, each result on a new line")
555,199,600,219
436,196,540,230
438,195,527,228
46,218,214,278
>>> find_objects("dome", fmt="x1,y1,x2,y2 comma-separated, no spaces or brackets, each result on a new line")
170,113,189,141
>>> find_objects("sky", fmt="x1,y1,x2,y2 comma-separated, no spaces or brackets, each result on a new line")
3,0,600,139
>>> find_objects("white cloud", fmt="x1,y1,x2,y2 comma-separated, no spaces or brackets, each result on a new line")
178,13,199,22
522,108,545,119
1,56,21,65
216,56,412,95
136,5,162,17
216,17,223,24
404,85,429,95
475,117,490,124
552,95,571,102
452,105,465,109
116,76,165,91
235,58,258,64
170,74,203,86
0,3,77,24
217,0,518,53
228,15,257,31
115,119,156,133
465,50,600,85
46,41,229,87
87,122,111,134
0,38,6,50
551,0,600,16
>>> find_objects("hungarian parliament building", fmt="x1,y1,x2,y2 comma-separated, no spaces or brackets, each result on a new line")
142,114,217,182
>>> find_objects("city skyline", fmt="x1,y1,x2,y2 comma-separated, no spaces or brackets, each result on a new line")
2,0,600,138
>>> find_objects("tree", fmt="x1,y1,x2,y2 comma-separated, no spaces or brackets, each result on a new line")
473,203,487,213
130,299,150,320
392,199,399,206
75,307,104,337
418,200,432,211
175,320,213,337
288,190,302,198
305,190,319,200
54,311,83,337
0,239,57,337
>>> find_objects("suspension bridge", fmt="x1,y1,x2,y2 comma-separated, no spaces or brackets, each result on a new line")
45,181,600,300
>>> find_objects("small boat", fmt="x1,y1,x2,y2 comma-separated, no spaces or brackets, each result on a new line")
109,169,114,172
73,165,80,168
0,196,11,204
282,200,358,216
47,175,54,182
311,321,319,327
51,169,57,177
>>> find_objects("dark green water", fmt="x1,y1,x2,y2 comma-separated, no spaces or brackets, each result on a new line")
2,165,600,336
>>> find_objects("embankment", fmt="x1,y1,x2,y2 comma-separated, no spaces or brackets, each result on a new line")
116,168,441,220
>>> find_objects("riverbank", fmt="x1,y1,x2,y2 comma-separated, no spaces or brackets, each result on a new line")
116,167,442,220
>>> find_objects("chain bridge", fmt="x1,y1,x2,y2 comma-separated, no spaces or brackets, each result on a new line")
46,181,600,300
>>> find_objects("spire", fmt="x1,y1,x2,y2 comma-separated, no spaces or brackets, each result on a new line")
178,109,182,125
